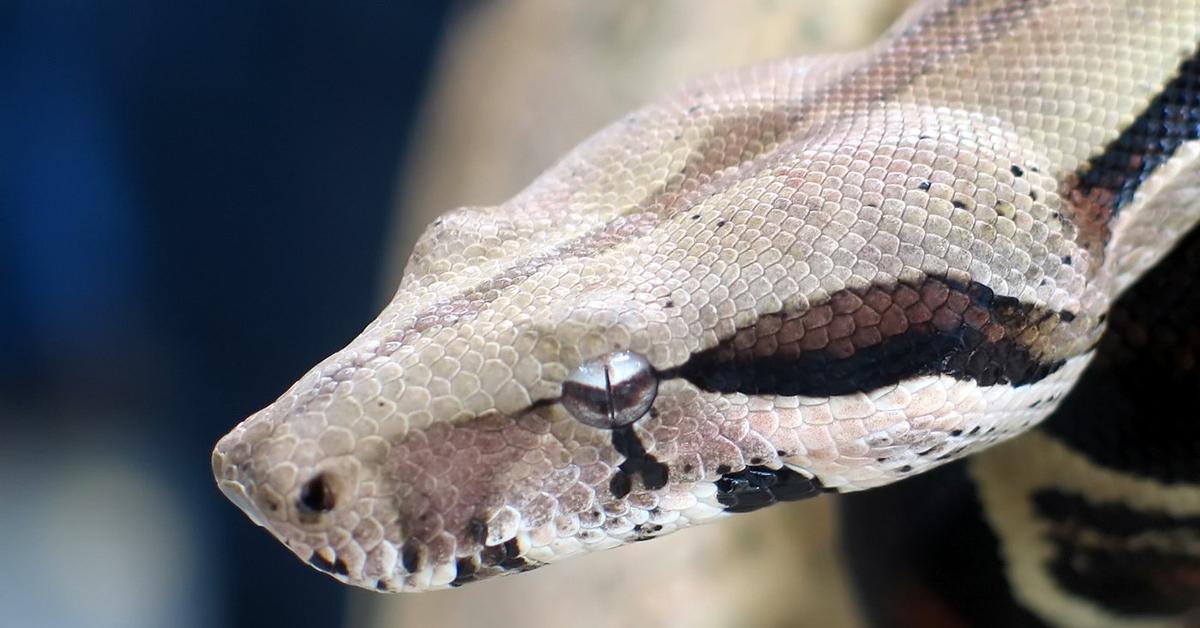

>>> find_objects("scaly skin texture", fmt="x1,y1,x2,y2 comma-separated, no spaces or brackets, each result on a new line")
213,0,1200,594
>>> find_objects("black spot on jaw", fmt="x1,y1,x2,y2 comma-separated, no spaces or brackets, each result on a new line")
466,518,488,546
480,543,506,567
479,537,541,574
498,539,532,571
608,426,670,499
308,551,335,574
401,540,422,573
449,557,480,587
307,551,349,577
632,523,664,542
452,542,543,587
715,466,828,513
609,470,633,499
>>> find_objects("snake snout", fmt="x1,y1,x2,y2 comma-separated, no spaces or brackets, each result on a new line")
212,441,270,529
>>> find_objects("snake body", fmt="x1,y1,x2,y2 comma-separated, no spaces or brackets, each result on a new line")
213,0,1200,624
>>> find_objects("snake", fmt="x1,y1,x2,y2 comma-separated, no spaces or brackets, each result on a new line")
212,0,1200,624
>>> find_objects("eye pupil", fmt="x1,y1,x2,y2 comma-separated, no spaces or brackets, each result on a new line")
562,351,658,429
298,473,336,513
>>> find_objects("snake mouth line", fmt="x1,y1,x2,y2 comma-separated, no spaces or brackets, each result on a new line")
365,536,543,591
308,547,352,579
217,479,269,529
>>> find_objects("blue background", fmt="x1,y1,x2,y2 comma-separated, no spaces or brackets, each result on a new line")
1,2,454,626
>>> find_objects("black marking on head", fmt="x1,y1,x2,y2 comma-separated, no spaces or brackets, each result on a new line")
675,277,1067,397
609,470,632,499
1070,45,1200,224
466,518,488,546
498,539,534,571
715,465,828,513
479,537,540,574
608,426,670,498
331,557,348,576
375,579,392,591
1033,489,1200,615
480,543,506,567
400,540,422,573
632,523,664,542
449,557,480,587
918,180,932,190
1010,164,1024,177
502,539,521,561
308,551,336,574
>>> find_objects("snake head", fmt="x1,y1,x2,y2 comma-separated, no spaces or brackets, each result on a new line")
212,22,1111,589
212,184,1094,593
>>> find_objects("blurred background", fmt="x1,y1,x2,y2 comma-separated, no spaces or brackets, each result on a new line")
1,2,909,627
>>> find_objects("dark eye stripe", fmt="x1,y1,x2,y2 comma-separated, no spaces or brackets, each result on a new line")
673,276,1071,397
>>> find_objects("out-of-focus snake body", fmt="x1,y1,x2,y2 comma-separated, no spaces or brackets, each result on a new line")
214,1,1200,624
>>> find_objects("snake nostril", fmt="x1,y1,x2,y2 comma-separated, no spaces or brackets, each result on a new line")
298,473,337,514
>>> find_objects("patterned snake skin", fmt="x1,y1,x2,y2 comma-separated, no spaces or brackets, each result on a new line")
214,0,1200,623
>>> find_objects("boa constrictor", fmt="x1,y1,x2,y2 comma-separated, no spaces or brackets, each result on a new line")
214,0,1200,624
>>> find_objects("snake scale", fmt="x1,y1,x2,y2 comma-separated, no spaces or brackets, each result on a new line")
213,0,1200,625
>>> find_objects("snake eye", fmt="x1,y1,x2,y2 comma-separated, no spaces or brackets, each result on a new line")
298,473,336,514
561,351,658,429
